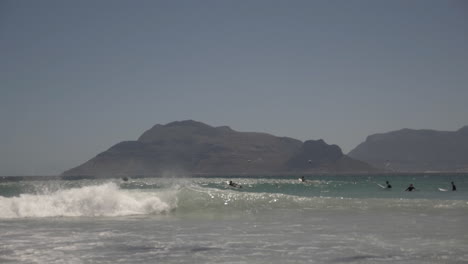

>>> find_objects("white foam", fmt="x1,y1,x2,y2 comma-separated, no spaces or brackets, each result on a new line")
0,183,175,218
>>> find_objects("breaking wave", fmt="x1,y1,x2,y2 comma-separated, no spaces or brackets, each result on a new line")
1,178,467,219
0,183,176,218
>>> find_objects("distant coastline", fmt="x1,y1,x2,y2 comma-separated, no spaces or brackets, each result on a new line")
348,126,468,172
62,120,377,177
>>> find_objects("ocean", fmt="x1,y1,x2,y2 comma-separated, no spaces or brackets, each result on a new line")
0,174,467,264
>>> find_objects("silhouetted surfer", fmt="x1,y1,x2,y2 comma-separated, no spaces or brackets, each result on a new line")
451,181,457,191
228,180,241,188
299,176,306,182
122,177,129,182
386,181,392,189
405,184,416,192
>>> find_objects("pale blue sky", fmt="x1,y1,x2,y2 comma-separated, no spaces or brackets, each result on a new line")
1,0,467,175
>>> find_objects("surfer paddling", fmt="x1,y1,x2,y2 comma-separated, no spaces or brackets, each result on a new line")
385,181,392,189
376,181,391,189
439,182,456,192
228,180,242,188
405,184,416,192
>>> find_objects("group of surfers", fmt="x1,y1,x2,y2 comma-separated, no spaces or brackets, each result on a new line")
299,176,458,192
382,180,456,192
252,176,457,192
297,176,457,192
122,176,457,192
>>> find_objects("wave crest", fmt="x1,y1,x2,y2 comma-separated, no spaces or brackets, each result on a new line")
0,183,175,218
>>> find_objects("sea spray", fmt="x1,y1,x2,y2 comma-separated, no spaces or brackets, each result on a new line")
0,182,176,218
1,174,467,264
1,175,467,219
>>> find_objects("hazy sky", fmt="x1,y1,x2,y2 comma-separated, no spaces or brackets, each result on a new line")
1,0,468,175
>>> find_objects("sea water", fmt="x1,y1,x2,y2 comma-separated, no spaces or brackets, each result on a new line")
0,174,467,263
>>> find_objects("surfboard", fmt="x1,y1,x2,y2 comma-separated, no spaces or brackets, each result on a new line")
298,178,306,182
438,188,448,192
376,183,386,189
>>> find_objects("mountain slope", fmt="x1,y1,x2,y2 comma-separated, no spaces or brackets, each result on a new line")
348,126,468,172
62,120,376,177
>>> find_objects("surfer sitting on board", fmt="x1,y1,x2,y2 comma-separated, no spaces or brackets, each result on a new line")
386,181,392,189
451,181,457,191
228,180,242,188
405,184,416,192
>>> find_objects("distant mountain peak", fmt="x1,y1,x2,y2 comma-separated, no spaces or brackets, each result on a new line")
62,121,376,177
349,126,468,172
165,120,212,128
138,120,220,142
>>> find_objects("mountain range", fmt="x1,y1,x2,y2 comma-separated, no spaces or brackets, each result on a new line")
348,126,468,172
62,120,376,177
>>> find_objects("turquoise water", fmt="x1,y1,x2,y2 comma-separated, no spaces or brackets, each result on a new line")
2,174,467,199
0,174,467,263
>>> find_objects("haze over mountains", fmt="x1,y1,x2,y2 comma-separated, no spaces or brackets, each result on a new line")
348,126,468,172
62,120,375,177
62,121,468,177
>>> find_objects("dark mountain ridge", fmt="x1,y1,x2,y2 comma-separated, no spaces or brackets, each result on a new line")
62,120,376,177
348,126,468,172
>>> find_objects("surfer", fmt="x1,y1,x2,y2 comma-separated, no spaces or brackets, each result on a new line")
451,181,457,191
405,184,416,192
228,180,242,188
122,177,129,182
385,181,392,189
299,176,306,182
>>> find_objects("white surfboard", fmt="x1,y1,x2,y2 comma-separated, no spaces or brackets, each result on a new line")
438,188,448,192
376,183,386,189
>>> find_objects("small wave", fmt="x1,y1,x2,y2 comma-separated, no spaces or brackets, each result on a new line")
0,183,176,218
1,180,466,219
176,185,468,213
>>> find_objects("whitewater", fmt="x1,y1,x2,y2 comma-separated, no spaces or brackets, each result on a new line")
1,174,467,263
